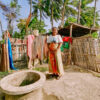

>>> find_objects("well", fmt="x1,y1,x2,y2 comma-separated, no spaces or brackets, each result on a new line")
0,70,46,100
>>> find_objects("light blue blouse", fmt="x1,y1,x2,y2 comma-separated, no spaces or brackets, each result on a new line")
47,35,63,43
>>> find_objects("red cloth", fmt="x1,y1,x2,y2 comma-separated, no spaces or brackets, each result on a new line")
63,37,72,44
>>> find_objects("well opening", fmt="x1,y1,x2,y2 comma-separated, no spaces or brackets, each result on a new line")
19,72,40,86
9,72,40,87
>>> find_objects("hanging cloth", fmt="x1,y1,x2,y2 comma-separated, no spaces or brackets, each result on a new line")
8,38,17,70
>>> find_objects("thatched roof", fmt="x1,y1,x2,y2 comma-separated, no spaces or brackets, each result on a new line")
58,23,100,37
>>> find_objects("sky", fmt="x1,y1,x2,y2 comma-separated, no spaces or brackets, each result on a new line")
0,0,100,38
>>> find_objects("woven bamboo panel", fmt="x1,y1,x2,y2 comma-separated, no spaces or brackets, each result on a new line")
11,44,27,61
72,37,100,72
62,49,69,66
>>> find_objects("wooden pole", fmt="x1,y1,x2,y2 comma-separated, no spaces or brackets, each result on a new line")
68,24,73,64
89,27,92,37
6,31,10,71
70,24,73,37
93,0,97,27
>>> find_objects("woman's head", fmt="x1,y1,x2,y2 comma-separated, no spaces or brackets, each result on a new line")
52,27,58,35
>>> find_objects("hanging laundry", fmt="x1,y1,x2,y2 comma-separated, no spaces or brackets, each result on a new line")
63,37,72,44
0,43,9,71
8,38,17,70
27,35,34,59
32,35,44,61
61,36,72,51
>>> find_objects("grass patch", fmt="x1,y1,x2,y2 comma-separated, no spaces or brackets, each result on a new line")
0,71,9,79
93,74,100,78
33,67,48,72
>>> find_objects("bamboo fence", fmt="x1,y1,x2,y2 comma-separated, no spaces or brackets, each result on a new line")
0,43,27,71
11,43,27,62
72,37,100,72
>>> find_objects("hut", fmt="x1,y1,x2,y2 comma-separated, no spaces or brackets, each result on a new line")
58,23,100,72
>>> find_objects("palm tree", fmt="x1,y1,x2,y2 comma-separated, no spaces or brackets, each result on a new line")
0,1,20,36
61,0,67,27
44,0,61,28
0,1,10,36
60,0,77,27
50,0,54,28
32,0,47,22
5,1,20,36
71,0,98,26
27,0,32,14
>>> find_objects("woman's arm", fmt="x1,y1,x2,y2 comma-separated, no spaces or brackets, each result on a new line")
47,43,50,50
57,42,62,49
47,43,51,51
57,35,63,49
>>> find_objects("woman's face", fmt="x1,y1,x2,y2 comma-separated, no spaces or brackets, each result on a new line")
52,28,58,35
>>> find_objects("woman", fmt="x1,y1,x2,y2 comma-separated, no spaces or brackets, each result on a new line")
47,27,64,79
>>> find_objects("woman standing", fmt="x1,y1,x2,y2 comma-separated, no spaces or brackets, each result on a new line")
47,27,64,79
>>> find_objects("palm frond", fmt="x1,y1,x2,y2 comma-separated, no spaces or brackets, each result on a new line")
0,2,10,12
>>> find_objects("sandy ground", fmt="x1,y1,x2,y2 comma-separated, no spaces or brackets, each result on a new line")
1,64,100,100
43,65,100,100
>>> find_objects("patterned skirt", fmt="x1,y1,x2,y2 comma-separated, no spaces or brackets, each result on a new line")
48,43,64,75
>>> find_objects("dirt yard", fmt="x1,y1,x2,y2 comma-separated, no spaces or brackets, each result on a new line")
0,64,100,100
43,72,100,100
43,65,100,100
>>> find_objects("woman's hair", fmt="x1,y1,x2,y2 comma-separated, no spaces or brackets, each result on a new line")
52,27,58,30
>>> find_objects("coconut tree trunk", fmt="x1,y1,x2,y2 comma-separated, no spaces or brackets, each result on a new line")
0,19,3,36
30,0,32,14
40,9,42,22
93,0,97,27
8,18,13,37
50,0,53,28
61,0,67,27
38,0,42,22
77,0,81,24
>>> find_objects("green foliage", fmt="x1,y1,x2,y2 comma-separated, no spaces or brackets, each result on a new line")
64,17,77,27
33,67,48,72
29,17,46,33
13,17,46,39
12,31,25,39
1,0,100,37
10,1,16,8
0,39,5,44
0,72,9,80
48,29,52,34
17,19,27,30
80,7,99,27
92,32,98,38
44,0,61,21
67,0,100,27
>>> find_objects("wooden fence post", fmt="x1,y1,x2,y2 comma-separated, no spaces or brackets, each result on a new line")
68,24,73,64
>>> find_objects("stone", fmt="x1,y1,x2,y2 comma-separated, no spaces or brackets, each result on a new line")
0,70,46,100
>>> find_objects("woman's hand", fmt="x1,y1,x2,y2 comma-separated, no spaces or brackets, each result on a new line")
54,48,58,53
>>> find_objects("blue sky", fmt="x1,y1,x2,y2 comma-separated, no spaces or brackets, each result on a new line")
0,0,100,37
